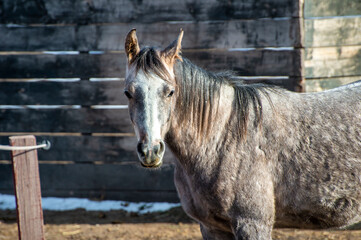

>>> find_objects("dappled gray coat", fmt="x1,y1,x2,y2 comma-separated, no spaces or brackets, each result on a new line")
124,29,361,240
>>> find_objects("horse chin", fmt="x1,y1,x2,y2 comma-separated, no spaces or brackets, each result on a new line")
140,159,163,169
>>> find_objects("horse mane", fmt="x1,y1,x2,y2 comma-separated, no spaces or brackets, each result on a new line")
174,58,275,139
131,47,172,81
131,47,275,139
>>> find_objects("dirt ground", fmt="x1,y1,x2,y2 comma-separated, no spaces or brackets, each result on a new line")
1,208,361,240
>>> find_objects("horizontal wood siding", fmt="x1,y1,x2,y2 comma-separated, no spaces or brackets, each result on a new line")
0,77,303,108
0,19,301,51
304,0,361,91
0,0,301,24
0,108,133,133
304,0,361,17
0,50,303,78
305,76,361,92
0,81,127,105
0,135,176,164
0,0,305,201
0,163,178,202
305,17,361,47
305,46,361,78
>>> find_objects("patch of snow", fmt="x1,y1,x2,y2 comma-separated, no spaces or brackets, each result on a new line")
0,194,180,214
0,194,15,209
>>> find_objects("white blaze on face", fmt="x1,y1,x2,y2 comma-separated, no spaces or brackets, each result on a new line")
133,71,164,144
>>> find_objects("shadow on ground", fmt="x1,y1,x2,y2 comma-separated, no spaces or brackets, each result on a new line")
0,206,193,225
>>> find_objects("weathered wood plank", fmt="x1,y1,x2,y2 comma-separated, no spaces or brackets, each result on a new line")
0,50,303,78
189,49,303,77
305,46,361,61
0,19,301,51
0,108,133,133
304,0,361,17
10,135,45,240
243,77,304,92
305,46,361,78
0,76,303,107
0,53,123,78
0,136,176,164
305,59,361,79
305,76,361,92
0,0,301,24
305,17,361,47
0,163,178,202
0,81,127,105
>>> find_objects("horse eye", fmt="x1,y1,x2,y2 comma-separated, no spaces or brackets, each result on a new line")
124,90,133,99
168,90,175,98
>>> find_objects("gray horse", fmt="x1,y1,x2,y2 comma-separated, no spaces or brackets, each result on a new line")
124,29,361,239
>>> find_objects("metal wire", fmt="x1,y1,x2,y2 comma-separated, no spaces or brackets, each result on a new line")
0,140,51,151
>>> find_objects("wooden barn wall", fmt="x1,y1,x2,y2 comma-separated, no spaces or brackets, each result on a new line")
0,0,304,202
304,0,361,92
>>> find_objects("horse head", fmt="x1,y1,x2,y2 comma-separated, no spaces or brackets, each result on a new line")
124,29,183,168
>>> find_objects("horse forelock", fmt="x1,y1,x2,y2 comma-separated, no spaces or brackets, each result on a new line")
130,47,173,83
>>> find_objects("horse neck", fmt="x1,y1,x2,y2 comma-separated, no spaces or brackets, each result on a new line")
165,80,235,170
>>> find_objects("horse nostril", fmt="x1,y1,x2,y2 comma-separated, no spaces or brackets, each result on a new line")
153,144,160,155
137,142,146,157
158,140,165,155
152,141,165,157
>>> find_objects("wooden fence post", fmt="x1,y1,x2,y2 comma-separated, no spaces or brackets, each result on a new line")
10,135,45,240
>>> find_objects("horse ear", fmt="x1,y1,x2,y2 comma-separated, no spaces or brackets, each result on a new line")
125,29,140,64
162,29,184,64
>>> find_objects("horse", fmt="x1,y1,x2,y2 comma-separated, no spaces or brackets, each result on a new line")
123,29,361,239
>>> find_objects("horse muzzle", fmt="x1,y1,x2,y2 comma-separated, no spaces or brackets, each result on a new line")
137,140,165,168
